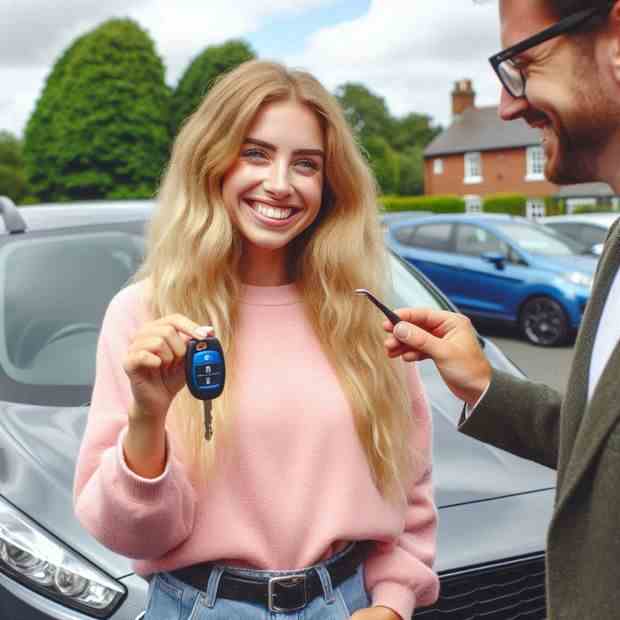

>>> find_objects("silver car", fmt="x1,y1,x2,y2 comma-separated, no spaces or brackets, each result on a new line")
0,197,555,619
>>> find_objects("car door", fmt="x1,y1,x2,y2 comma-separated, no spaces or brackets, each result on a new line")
451,223,529,319
392,222,462,297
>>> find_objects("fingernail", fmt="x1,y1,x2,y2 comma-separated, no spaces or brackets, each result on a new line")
394,322,410,340
194,325,213,338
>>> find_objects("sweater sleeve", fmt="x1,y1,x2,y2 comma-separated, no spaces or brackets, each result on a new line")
364,363,440,620
73,284,197,560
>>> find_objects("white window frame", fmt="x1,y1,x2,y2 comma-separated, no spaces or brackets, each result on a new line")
526,146,545,181
464,195,482,214
433,158,444,175
526,198,546,220
464,152,482,184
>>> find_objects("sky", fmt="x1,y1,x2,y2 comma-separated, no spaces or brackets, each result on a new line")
0,0,503,139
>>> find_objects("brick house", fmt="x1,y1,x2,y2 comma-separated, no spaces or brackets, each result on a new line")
423,79,618,215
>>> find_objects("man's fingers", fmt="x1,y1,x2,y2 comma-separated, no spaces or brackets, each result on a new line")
392,320,446,361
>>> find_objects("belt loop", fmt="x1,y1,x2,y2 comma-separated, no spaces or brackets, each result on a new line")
315,565,336,604
204,566,225,608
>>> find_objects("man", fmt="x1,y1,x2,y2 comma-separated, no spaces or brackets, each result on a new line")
385,1,620,618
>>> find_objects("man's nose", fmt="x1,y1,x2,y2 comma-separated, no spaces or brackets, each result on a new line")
498,86,529,121
263,161,292,198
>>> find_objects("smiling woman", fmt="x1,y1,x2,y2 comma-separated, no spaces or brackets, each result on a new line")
73,59,440,620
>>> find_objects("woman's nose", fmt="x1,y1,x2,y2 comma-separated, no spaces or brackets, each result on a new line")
263,161,292,198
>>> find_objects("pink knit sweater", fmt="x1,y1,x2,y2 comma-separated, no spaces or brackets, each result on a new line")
73,281,439,619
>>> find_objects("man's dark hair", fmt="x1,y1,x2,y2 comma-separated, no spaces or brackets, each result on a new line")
550,0,611,17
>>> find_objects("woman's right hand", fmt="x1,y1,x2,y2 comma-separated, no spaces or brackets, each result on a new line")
123,314,214,425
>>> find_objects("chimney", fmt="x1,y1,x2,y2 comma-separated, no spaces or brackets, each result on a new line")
452,79,476,119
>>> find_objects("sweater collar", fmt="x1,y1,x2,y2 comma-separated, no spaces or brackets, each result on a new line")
240,282,302,306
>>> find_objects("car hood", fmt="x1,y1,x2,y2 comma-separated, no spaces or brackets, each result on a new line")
0,385,556,578
529,253,597,274
0,401,134,579
417,359,557,508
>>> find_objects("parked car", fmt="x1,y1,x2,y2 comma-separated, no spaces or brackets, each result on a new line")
379,210,434,232
386,213,597,347
538,212,620,256
0,197,554,620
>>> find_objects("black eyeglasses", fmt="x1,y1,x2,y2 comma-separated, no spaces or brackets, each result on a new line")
489,2,614,99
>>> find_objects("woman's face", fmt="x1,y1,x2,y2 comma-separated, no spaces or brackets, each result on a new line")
222,99,325,280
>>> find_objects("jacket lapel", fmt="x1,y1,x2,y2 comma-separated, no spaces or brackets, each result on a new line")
555,224,620,511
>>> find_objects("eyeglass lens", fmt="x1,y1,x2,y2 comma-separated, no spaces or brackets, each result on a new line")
498,59,525,98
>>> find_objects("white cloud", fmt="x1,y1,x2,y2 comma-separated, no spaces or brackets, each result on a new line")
285,0,502,125
0,0,504,137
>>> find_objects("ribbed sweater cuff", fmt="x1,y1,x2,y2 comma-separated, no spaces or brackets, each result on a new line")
114,426,172,503
371,581,416,620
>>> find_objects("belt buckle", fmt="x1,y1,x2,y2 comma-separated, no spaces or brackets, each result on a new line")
268,574,307,612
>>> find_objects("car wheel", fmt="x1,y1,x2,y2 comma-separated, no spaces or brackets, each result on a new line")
519,296,569,347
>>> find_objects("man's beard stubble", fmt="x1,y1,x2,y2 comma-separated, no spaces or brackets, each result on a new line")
546,51,619,185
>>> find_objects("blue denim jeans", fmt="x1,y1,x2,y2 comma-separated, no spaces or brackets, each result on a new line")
144,543,371,619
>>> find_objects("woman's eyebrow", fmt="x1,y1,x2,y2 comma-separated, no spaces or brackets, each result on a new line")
244,137,324,158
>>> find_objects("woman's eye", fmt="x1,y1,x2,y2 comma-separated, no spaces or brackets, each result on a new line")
295,159,319,171
242,148,268,160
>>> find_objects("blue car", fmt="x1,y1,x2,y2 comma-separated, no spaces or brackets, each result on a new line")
386,213,597,346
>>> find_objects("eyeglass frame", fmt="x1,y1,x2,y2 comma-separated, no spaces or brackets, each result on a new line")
489,1,615,99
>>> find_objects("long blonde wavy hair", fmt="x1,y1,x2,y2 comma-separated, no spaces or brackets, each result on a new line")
136,60,415,501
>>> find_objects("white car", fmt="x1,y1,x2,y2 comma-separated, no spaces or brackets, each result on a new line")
539,212,620,256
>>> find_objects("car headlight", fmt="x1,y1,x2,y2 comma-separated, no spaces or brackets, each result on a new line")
563,271,593,289
0,497,125,618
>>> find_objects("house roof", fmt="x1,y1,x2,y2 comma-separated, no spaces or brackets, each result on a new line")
424,105,541,157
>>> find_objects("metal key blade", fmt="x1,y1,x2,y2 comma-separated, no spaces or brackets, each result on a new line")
203,400,213,441
354,288,401,325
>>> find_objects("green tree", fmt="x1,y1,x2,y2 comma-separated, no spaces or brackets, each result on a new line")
23,18,171,202
335,83,394,142
396,145,424,196
0,131,27,202
171,40,255,137
391,113,442,152
362,135,399,195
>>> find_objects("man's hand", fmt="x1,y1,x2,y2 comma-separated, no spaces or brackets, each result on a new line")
351,606,401,620
384,307,492,407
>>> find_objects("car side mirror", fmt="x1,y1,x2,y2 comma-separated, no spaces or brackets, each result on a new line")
481,251,506,270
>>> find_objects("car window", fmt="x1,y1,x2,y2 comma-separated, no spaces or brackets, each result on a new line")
387,252,447,311
579,224,607,247
455,224,509,257
392,224,417,245
545,222,579,242
495,221,583,256
0,227,144,391
409,223,452,251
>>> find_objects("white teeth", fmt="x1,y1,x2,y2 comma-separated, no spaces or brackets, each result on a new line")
251,202,293,220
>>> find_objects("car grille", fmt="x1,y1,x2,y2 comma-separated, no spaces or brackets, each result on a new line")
416,555,546,619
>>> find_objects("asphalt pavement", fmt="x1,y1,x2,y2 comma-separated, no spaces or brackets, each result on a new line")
474,321,576,394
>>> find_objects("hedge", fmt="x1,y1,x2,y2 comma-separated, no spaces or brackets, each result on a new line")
379,194,465,214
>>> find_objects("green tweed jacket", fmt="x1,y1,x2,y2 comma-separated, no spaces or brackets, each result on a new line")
459,219,620,620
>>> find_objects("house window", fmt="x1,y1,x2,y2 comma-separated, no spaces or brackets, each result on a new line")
464,195,482,214
526,146,545,181
464,152,482,184
433,159,444,175
526,198,546,219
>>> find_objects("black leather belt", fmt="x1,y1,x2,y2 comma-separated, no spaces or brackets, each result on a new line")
170,541,373,613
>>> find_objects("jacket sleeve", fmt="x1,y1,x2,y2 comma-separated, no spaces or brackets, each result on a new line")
73,285,197,560
364,363,440,620
459,369,562,470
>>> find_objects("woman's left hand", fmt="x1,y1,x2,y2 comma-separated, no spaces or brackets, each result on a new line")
350,606,401,620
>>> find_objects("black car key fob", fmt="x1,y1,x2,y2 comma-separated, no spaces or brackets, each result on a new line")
185,337,225,440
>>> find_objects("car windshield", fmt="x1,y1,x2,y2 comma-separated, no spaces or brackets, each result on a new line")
495,221,586,256
0,222,446,406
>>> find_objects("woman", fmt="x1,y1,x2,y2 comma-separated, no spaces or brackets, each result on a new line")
74,60,439,620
